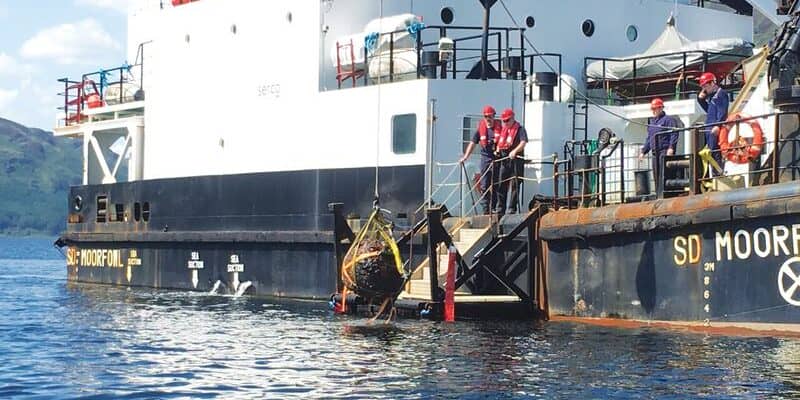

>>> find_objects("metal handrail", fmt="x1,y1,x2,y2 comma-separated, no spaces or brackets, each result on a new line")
584,49,749,104
341,24,528,87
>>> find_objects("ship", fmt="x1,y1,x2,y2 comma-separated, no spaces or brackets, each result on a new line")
54,0,800,334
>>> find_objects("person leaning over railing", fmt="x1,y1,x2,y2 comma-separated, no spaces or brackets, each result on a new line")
459,105,502,215
639,98,680,194
697,72,729,174
495,108,528,216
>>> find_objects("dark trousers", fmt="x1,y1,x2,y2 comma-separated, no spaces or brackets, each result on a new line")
479,158,499,215
496,158,524,214
705,130,723,171
653,151,665,195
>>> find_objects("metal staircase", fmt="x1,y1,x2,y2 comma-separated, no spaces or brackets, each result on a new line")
404,224,492,298
329,202,547,319
399,206,547,318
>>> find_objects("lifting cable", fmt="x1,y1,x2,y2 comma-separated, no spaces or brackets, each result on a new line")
336,0,407,318
373,0,384,208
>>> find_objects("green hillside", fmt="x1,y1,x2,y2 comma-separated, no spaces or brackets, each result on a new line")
0,118,81,235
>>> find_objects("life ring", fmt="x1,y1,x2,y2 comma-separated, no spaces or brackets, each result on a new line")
717,112,764,164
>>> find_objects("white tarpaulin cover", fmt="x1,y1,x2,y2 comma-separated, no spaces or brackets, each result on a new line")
586,18,752,81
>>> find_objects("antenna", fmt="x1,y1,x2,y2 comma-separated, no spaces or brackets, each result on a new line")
466,0,500,80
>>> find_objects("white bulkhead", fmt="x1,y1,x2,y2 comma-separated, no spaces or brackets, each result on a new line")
123,0,752,205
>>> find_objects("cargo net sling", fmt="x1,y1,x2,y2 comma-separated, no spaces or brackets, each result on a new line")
340,208,406,319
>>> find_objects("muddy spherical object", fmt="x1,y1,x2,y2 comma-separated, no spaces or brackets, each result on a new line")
346,238,404,300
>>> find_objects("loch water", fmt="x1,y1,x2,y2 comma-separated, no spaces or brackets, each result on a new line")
0,237,798,399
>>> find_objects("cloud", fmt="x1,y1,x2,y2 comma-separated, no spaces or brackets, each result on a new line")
20,18,120,65
0,53,36,81
74,0,136,13
0,53,14,74
0,87,19,111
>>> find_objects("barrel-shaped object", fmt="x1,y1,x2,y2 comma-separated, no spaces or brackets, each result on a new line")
420,51,440,79
634,170,651,196
534,72,558,101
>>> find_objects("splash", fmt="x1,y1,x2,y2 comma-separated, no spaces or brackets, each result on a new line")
234,281,252,297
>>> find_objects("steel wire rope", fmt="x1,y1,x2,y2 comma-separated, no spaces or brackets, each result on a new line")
373,0,384,205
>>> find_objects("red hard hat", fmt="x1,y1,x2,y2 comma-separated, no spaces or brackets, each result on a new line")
500,108,515,120
482,105,496,116
698,72,716,86
650,98,664,108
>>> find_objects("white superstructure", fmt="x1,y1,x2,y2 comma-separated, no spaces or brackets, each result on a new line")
56,0,758,207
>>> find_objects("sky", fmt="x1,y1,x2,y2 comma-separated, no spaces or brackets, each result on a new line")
0,0,131,130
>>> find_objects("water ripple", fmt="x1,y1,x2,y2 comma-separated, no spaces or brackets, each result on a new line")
0,240,799,398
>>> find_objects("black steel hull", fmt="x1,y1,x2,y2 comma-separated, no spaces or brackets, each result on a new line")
541,182,800,328
60,165,425,299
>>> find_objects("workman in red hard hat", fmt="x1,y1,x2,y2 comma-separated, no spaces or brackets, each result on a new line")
459,105,502,214
639,97,680,195
697,72,728,172
494,108,528,215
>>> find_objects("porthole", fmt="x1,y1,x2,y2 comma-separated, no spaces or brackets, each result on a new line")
582,19,595,37
525,16,535,28
626,25,638,42
440,7,454,25
73,195,83,212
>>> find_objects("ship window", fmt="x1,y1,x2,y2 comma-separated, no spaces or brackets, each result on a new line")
134,202,141,222
441,7,454,25
96,195,107,223
462,116,478,153
582,19,595,37
142,202,151,222
115,204,124,222
525,16,535,28
392,114,416,154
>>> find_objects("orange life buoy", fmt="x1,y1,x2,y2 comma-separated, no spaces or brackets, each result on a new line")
717,112,764,164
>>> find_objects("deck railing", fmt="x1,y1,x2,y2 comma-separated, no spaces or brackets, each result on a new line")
432,111,800,214
56,42,149,127
549,111,800,210
336,24,557,88
584,50,749,105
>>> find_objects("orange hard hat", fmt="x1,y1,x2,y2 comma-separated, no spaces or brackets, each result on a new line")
650,98,664,108
500,108,515,121
698,72,716,86
482,105,496,116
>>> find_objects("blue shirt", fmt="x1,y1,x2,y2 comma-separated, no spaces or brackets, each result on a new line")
642,112,680,155
698,87,729,125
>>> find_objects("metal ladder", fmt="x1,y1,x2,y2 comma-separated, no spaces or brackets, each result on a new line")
569,90,589,142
